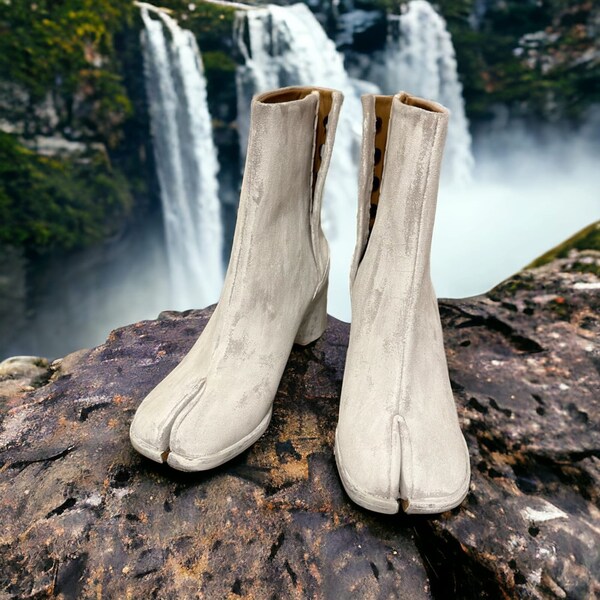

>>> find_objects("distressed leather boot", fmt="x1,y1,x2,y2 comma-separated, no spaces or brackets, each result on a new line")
334,92,470,514
130,86,342,471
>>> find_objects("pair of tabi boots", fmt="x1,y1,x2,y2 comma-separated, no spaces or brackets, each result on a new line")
130,86,471,515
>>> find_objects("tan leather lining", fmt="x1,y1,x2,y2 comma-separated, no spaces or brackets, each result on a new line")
312,90,333,197
399,92,444,113
369,95,392,233
259,89,312,104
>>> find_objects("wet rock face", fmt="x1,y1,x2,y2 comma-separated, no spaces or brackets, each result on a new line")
0,251,598,599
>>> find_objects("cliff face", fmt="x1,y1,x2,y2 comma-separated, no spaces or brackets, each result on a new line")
331,0,600,122
0,0,238,257
1,0,597,257
0,2,156,255
0,249,598,599
440,0,599,121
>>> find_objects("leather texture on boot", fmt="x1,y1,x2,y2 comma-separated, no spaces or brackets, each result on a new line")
130,86,342,471
334,92,471,514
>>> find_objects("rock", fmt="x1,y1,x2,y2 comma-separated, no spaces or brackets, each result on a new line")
0,355,51,403
21,136,107,159
0,356,50,380
0,250,598,599
528,220,600,271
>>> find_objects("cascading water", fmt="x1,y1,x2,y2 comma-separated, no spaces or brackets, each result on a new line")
379,0,474,185
235,3,379,319
140,4,223,310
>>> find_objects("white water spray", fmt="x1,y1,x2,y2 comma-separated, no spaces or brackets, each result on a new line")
140,4,223,310
382,1,474,184
235,3,379,318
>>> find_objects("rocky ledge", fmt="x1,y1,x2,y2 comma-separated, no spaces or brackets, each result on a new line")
0,249,598,599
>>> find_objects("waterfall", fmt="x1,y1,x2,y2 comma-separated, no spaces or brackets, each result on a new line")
140,5,223,310
381,0,474,185
235,3,378,319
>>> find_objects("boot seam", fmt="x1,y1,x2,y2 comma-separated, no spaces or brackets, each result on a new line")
394,108,440,413
313,253,330,300
396,414,414,500
392,107,440,501
389,414,402,499
308,89,322,276
350,95,376,289
309,89,340,281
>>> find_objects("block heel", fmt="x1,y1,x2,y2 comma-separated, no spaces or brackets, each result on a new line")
294,280,328,346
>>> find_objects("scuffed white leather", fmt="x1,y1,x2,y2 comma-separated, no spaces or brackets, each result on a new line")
335,92,471,514
130,86,343,470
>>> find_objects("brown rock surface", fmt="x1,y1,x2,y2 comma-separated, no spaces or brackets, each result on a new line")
0,251,598,599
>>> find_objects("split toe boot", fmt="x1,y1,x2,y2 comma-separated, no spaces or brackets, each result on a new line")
334,92,471,514
130,86,342,470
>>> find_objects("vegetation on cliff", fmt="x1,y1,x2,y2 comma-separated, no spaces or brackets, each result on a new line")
0,0,596,255
0,0,135,143
0,0,237,255
452,0,599,120
372,0,599,121
528,221,600,275
0,133,132,253
0,1,141,254
159,0,237,121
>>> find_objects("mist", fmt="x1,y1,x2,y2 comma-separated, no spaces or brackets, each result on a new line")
2,117,598,359
430,115,599,301
323,114,600,320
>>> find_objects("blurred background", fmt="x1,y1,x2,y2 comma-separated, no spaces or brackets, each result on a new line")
0,0,598,360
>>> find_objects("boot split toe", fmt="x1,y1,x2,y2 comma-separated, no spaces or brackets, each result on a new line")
130,86,343,471
334,91,471,515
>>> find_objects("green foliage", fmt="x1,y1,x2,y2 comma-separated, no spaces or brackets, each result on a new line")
0,0,239,256
202,50,237,120
1,0,596,258
0,0,135,143
160,1,236,49
156,1,238,120
0,0,154,255
439,0,600,120
363,0,599,121
202,50,236,75
0,132,133,254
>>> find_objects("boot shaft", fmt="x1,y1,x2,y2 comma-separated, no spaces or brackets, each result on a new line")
351,92,449,289
226,87,342,297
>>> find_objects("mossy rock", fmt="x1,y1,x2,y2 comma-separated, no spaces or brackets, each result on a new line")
527,221,600,272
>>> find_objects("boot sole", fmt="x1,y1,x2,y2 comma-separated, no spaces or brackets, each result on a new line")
130,432,171,464
165,408,273,472
333,429,470,515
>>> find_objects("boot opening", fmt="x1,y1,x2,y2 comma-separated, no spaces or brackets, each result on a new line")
259,88,313,104
369,95,393,235
257,87,332,201
398,92,445,113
